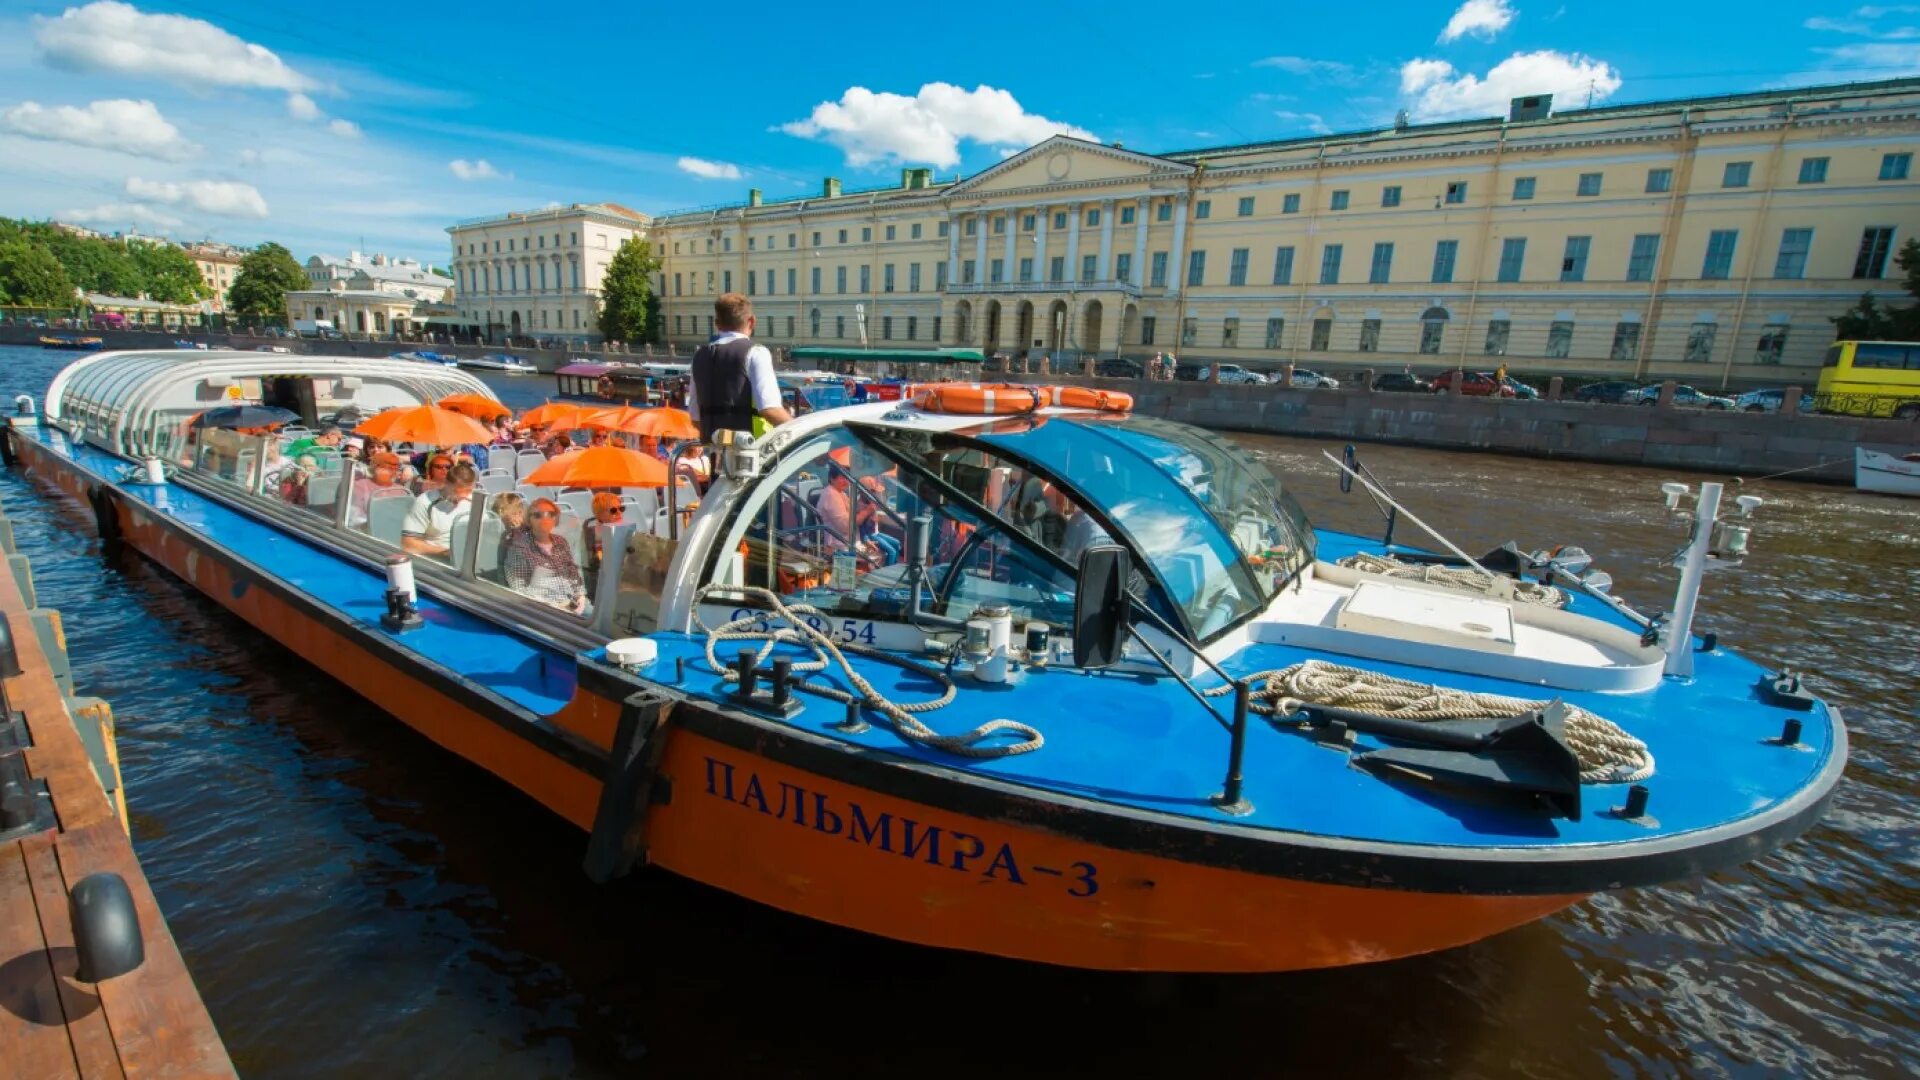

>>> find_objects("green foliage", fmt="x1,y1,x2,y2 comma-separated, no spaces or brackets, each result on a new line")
596,238,661,343
0,239,76,306
128,241,212,304
228,242,309,317
1838,239,1920,340
1832,293,1897,340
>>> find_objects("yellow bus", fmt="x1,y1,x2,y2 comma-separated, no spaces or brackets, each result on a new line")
1815,340,1920,420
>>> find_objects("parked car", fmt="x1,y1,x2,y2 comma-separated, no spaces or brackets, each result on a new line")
1095,357,1143,378
1279,368,1341,388
1501,376,1540,399
1572,380,1645,404
1430,370,1514,397
1629,384,1736,409
1372,372,1432,393
1174,362,1207,381
1736,388,1789,413
1213,364,1267,385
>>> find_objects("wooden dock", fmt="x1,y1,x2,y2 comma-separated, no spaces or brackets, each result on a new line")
0,535,232,1076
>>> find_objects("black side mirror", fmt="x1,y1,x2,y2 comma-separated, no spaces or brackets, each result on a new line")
1072,545,1132,669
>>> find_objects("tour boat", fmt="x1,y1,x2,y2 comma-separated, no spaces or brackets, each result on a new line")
554,360,674,404
1855,445,1920,497
460,353,539,375
390,350,458,366
5,350,1845,973
39,334,104,350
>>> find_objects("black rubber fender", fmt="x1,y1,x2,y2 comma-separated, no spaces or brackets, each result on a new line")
0,428,15,468
86,484,121,548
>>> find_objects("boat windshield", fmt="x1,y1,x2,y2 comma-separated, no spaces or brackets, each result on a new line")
970,414,1315,640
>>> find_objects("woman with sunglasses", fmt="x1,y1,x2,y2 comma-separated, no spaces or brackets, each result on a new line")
502,497,586,614
414,453,453,495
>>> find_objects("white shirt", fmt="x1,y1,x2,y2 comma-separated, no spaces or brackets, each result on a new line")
401,490,473,548
686,331,781,423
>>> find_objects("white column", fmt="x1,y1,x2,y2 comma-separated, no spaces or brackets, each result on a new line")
1098,199,1116,281
1066,203,1082,284
1033,207,1047,283
946,215,960,285
1131,199,1148,287
972,212,987,283
1168,195,1189,296
1001,207,1016,282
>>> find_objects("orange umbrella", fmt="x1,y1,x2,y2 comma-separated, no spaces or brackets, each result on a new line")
519,401,584,429
354,405,493,447
523,446,667,488
585,405,700,441
437,393,511,421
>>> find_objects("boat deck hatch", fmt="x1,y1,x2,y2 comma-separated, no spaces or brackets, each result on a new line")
1335,580,1517,655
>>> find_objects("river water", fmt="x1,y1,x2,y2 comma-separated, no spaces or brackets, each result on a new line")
2,344,1914,1078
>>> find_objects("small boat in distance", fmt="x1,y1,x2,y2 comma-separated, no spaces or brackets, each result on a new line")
390,350,458,366
40,334,105,350
1856,445,1920,496
460,353,539,375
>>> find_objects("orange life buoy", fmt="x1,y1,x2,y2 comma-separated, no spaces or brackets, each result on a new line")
911,383,1132,415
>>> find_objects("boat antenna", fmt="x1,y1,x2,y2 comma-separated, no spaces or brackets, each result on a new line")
1321,450,1500,587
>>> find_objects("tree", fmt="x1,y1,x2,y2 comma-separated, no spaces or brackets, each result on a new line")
128,241,212,304
596,238,661,343
0,239,75,307
1832,293,1897,340
1891,238,1920,341
228,242,308,318
1836,238,1920,340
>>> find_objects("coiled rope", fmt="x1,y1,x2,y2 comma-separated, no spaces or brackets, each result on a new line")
692,584,1044,758
1337,552,1570,608
1205,660,1654,784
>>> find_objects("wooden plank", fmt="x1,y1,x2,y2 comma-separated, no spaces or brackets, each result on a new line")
52,822,233,1079
21,833,124,1079
2,604,115,836
0,842,79,1078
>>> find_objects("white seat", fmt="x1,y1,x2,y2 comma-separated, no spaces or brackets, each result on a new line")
307,473,342,507
516,451,547,478
672,476,699,507
477,515,506,577
479,472,515,495
560,513,590,568
447,514,471,571
557,491,592,519
367,493,412,547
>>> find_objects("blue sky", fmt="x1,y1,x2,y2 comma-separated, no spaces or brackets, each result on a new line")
0,0,1914,267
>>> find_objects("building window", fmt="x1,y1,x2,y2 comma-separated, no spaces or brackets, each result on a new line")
962,260,976,284
1053,212,1067,230
883,264,895,292
748,237,755,250
1627,234,1661,282
861,227,872,243
964,219,976,237
1194,200,1211,220
1320,244,1343,284
1082,254,1097,282
882,316,892,340
1646,168,1673,193
838,229,848,243
885,225,895,241
1120,205,1136,225
1282,193,1301,214
1228,248,1249,286
744,270,754,295
936,263,948,289
1116,253,1133,282
1445,181,1467,204
1265,317,1285,349
767,269,776,294
1419,307,1448,354
1223,317,1239,347
1150,251,1169,287
674,315,683,334
836,266,848,293
932,315,942,341
814,231,823,245
1140,315,1156,344
1087,207,1101,226
673,272,682,296
1513,177,1536,200
790,233,798,247
1157,201,1172,222
1368,242,1393,284
1432,239,1458,284
1723,162,1752,188
788,268,797,294
937,222,949,238
1561,236,1591,282
1310,317,1331,351
810,308,821,336
1702,230,1739,279
1331,190,1350,211
1497,238,1525,282
722,270,733,292
1018,256,1034,283
1181,317,1197,346
1577,173,1602,197
1881,152,1911,180
1484,320,1510,355
909,263,922,292
1358,319,1380,352
1756,325,1788,364
1187,250,1206,286
1855,226,1896,278
1022,213,1036,232
908,315,918,340
911,223,922,239
1775,228,1813,279
785,315,795,337
1546,320,1574,358
812,266,822,293
836,315,846,339
1611,322,1641,361
1048,256,1065,282
1382,186,1401,208
1272,246,1295,285
990,259,1005,284
1799,157,1829,184
1685,321,1717,362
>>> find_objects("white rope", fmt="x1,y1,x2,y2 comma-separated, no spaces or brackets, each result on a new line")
1338,552,1570,608
692,584,1044,758
1210,659,1654,784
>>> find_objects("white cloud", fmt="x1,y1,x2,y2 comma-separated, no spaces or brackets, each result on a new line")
1856,4,1920,16
1273,110,1334,135
1438,0,1517,43
125,175,269,218
286,92,321,121
35,1,316,93
327,118,361,138
677,155,743,180
448,158,507,181
56,202,183,229
1253,55,1358,83
780,83,1096,168
1,98,196,161
1813,41,1920,70
1400,50,1622,121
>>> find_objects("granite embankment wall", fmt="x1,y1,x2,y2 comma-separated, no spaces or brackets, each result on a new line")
0,325,679,372
1012,375,1919,484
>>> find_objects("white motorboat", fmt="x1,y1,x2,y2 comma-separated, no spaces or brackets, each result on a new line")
1855,446,1920,496
459,353,539,375
391,350,459,367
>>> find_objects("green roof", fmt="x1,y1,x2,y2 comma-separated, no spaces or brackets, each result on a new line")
789,346,984,364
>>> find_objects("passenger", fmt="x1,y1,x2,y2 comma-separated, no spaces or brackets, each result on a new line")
400,462,477,559
347,451,408,527
542,434,572,458
1060,500,1113,565
286,425,344,459
588,427,611,448
502,498,587,613
687,292,793,442
277,453,318,506
415,453,452,495
490,492,527,569
583,492,625,591
342,435,367,462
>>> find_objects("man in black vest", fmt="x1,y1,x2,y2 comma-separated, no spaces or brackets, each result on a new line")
688,293,792,443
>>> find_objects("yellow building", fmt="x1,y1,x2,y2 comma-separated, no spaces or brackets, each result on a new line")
446,203,649,343
283,281,427,337
184,242,245,313
652,77,1920,387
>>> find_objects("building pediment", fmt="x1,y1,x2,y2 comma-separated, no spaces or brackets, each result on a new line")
943,136,1193,202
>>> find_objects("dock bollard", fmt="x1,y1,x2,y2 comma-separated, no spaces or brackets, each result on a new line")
70,872,144,982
